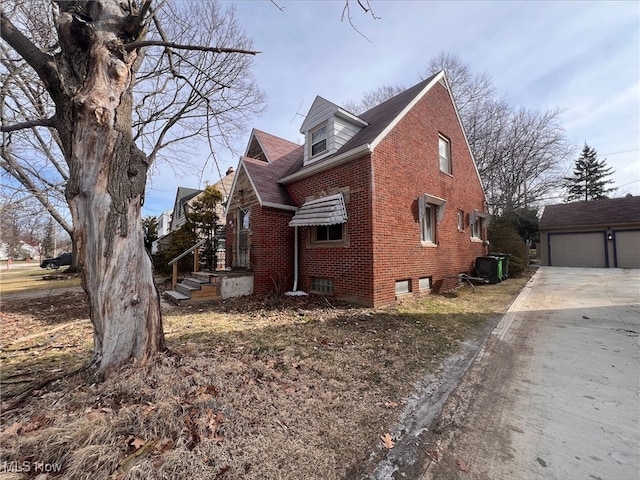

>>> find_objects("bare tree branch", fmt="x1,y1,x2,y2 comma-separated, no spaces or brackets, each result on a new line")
1,116,55,132
123,40,260,55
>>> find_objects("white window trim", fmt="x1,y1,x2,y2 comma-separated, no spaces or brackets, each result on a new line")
421,203,437,246
419,194,446,246
309,123,328,158
470,210,489,242
439,135,452,174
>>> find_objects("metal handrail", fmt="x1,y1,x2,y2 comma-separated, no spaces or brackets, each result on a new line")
168,238,207,265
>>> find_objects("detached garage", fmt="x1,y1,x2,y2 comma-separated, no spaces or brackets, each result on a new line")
539,196,640,269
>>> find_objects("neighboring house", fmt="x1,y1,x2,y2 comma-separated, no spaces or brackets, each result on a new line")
156,169,236,259
539,195,640,268
157,209,172,237
16,240,40,260
224,71,489,307
0,242,9,261
169,187,203,233
151,209,173,254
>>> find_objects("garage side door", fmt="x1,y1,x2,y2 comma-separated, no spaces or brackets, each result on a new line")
549,232,606,267
614,230,640,268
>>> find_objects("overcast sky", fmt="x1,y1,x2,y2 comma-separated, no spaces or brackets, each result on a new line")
143,0,640,217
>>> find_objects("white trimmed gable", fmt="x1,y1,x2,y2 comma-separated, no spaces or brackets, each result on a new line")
300,96,368,166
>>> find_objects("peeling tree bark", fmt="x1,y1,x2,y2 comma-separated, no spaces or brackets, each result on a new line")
2,1,165,376
59,3,165,375
2,0,262,377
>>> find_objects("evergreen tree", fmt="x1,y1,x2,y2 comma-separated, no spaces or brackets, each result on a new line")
142,216,158,253
564,144,616,202
186,186,224,271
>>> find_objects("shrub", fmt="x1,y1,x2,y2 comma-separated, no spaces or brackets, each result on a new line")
488,219,529,277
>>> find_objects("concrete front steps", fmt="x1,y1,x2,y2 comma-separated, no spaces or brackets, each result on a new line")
163,270,254,306
164,272,221,305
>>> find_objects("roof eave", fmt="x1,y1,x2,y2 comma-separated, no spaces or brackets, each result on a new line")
279,144,372,184
262,201,298,211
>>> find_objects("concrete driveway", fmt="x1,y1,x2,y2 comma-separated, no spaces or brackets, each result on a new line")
423,267,640,480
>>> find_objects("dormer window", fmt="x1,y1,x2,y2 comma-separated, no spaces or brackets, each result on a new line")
311,124,327,157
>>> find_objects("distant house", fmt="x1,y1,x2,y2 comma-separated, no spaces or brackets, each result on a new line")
224,71,489,307
169,187,203,233
156,169,236,258
17,240,40,260
152,209,173,254
539,196,640,268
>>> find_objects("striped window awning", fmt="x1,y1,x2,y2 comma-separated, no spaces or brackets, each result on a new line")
289,193,348,227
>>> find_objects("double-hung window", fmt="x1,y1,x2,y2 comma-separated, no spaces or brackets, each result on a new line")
310,125,327,157
470,209,489,241
421,203,436,243
439,135,451,174
419,194,446,245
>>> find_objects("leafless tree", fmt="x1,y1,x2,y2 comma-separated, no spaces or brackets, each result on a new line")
424,52,571,213
342,84,406,114
1,0,264,376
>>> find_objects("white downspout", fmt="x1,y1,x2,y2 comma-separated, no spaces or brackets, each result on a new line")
286,224,306,296
292,225,299,291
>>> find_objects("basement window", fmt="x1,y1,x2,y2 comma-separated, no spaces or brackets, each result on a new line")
395,279,411,296
419,277,432,291
311,277,334,295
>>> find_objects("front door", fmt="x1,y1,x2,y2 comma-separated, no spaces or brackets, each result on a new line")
237,208,250,268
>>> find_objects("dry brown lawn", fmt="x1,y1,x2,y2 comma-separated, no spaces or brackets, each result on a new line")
0,272,531,479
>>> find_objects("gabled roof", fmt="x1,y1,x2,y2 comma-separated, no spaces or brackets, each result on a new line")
242,144,302,207
173,187,202,210
244,129,300,164
230,70,483,210
539,196,640,229
339,73,439,154
279,72,454,184
300,96,368,133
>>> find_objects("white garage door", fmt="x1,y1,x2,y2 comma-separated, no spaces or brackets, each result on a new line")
614,230,640,268
549,232,607,267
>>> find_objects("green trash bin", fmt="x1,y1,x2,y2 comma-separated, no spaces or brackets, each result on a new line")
494,256,503,281
490,252,511,280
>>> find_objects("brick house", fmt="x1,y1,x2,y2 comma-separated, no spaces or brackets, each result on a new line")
224,71,489,307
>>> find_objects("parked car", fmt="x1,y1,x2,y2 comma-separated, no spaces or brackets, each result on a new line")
40,252,72,270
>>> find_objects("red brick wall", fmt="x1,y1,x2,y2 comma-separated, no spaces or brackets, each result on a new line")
370,81,486,305
287,156,375,306
249,205,295,295
244,81,486,307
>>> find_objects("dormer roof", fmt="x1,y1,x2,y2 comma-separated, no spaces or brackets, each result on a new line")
299,96,368,133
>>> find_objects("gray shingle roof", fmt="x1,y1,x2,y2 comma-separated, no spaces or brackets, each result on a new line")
539,196,640,229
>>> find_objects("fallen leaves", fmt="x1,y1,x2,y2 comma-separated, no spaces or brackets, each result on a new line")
126,435,146,451
380,433,395,449
456,458,471,472
206,409,226,443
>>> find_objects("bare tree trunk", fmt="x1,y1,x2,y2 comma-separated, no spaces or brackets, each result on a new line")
57,4,164,376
